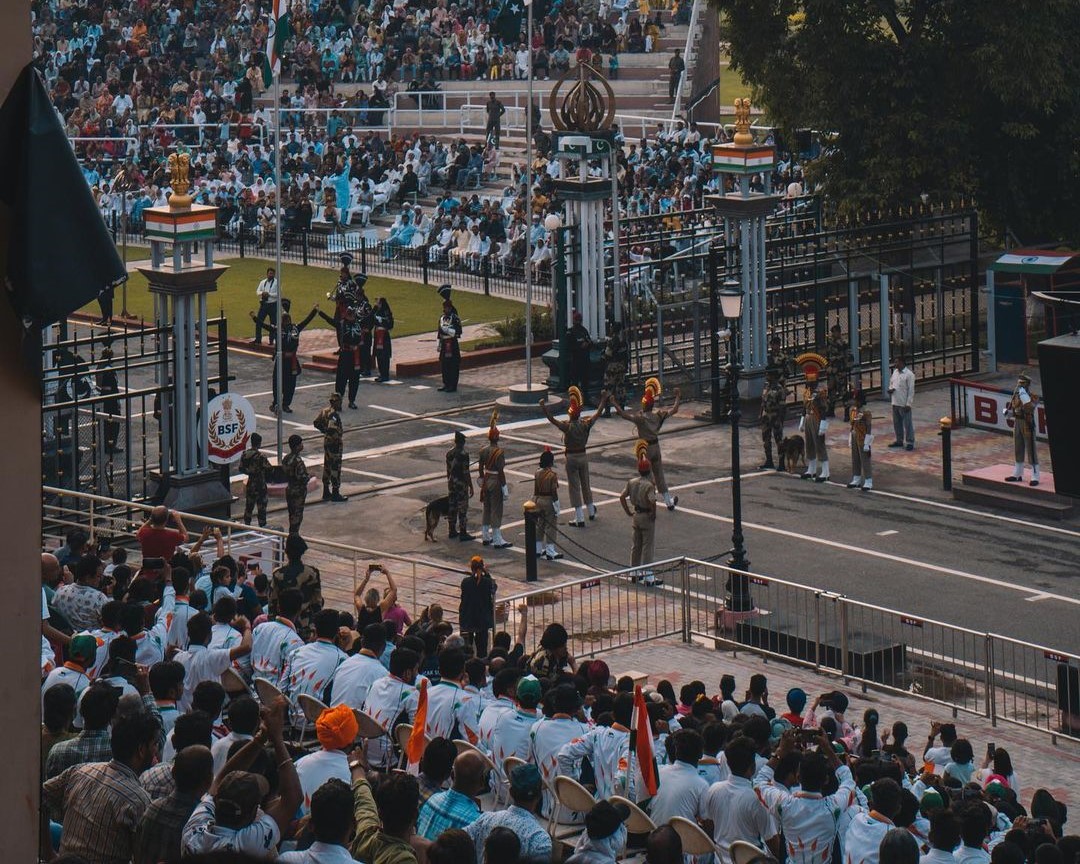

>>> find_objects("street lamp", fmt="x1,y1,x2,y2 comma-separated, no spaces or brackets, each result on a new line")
719,279,753,611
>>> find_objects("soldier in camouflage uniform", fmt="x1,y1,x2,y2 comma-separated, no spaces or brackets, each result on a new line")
767,335,795,387
240,432,271,526
269,532,323,641
825,324,852,417
314,392,348,502
758,368,788,470
600,323,629,417
282,434,309,534
445,430,475,540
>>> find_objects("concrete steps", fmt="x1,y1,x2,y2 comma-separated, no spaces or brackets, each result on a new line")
952,465,1075,520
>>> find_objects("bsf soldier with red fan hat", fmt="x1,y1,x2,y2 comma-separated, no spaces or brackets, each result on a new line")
478,408,511,548
540,386,606,527
620,441,662,587
613,377,681,510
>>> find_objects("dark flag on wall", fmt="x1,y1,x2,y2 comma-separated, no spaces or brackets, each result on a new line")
0,64,126,327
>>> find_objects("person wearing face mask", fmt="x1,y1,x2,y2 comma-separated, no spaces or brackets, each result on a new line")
566,799,632,864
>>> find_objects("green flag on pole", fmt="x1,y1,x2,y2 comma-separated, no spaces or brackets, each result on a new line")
261,0,289,88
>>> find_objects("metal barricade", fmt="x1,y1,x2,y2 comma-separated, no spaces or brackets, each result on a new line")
989,636,1080,741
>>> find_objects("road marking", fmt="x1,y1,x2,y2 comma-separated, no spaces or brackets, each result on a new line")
668,502,1080,607
499,433,564,448
341,467,402,482
1024,593,1052,603
245,381,335,399
370,405,418,418
254,413,309,429
410,385,432,390
877,530,899,537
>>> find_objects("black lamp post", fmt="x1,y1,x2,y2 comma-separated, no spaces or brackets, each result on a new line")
719,280,753,611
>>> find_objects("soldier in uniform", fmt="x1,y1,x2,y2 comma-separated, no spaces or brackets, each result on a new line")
478,409,511,548
567,310,593,399
847,400,874,491
353,282,376,378
533,448,562,560
540,386,605,526
613,377,681,510
767,335,795,386
619,440,662,586
758,367,787,470
240,432,271,526
372,297,394,382
270,533,324,641
445,430,474,540
825,324,852,418
437,284,463,392
327,253,362,350
314,392,348,502
282,433,309,533
96,343,122,454
1005,372,1040,486
318,302,364,409
261,300,319,414
801,377,830,483
600,323,629,416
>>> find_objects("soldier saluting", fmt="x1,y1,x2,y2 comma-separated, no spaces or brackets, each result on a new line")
240,432,271,526
1005,372,1040,486
282,434,309,534
314,392,348,503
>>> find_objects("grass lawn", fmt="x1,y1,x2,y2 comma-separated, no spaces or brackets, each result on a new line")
93,256,524,338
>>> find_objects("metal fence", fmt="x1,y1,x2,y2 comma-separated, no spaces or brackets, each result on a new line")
504,557,1080,745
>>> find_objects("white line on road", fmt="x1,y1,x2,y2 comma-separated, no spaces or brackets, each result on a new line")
877,530,899,536
1024,593,1052,603
369,405,419,418
254,413,309,429
246,381,335,399
340,467,402,482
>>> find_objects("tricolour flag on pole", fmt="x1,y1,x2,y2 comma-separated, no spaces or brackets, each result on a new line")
261,0,289,88
405,678,429,774
629,685,659,801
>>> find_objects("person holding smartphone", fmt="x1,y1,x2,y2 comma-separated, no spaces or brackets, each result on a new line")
136,506,189,571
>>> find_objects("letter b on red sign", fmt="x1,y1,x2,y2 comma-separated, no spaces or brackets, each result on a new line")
973,395,998,425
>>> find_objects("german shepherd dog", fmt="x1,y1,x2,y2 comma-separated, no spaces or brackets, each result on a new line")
423,496,452,541
779,435,806,473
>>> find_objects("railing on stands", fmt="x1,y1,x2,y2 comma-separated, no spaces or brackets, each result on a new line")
671,0,702,119
41,487,469,629
270,108,392,137
505,558,1080,745
139,123,266,149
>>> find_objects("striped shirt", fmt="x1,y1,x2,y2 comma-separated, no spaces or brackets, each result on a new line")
43,759,152,864
416,787,482,840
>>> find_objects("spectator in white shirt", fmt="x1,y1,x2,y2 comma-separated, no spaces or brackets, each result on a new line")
149,660,186,735
253,267,279,345
698,722,729,785
882,828,922,864
490,674,542,791
210,696,260,777
530,238,553,278
649,729,710,826
529,684,589,822
558,692,635,800
251,588,305,687
887,356,916,450
423,649,480,744
175,612,252,712
295,704,358,818
953,805,993,864
844,778,903,864
923,723,958,774
279,778,362,863
700,735,780,864
477,667,521,752
282,610,349,727
328,623,388,709
921,812,962,864
755,729,860,864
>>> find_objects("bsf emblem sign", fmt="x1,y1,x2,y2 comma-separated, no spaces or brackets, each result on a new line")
207,393,255,464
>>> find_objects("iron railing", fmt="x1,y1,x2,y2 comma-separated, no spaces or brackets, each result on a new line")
503,557,1080,745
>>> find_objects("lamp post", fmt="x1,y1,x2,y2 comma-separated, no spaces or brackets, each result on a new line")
719,280,753,611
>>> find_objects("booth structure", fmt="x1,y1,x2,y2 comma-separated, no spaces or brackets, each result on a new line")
986,249,1080,367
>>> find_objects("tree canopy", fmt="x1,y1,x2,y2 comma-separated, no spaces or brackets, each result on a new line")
714,0,1080,243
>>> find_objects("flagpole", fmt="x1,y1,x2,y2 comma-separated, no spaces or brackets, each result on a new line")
524,0,534,391
273,71,284,463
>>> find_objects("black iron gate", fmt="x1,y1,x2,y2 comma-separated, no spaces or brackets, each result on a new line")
43,318,229,504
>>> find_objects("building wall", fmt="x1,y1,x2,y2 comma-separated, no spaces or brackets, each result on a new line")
0,1,41,858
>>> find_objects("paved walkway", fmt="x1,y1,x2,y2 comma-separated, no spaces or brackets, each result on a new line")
597,638,1080,811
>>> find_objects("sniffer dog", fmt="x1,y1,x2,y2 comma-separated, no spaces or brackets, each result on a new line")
423,496,452,541
779,435,806,473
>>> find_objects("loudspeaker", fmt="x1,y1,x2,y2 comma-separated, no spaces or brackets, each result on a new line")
1037,332,1080,497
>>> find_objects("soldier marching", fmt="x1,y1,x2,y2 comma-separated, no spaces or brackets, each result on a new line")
613,377,681,510
619,440,662,587
314,392,348,503
532,448,562,561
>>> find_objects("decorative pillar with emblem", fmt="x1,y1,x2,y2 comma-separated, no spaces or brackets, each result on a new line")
138,147,233,516
541,62,618,395
707,99,781,398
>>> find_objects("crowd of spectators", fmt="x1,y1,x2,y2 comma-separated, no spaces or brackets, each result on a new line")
39,523,1073,863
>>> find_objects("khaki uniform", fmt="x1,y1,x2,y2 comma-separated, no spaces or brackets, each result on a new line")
548,415,598,510
533,467,559,545
314,406,345,495
282,451,309,533
849,407,873,486
1011,387,1038,467
628,410,670,494
623,475,656,568
478,443,506,530
239,445,271,526
802,387,829,472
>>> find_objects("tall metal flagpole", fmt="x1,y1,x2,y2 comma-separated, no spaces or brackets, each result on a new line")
273,73,284,462
524,0,534,389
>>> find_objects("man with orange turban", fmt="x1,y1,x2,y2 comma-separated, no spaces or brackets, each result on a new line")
294,704,358,817
540,386,606,527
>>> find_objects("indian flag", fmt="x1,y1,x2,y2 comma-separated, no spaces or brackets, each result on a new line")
261,0,289,88
990,252,1077,275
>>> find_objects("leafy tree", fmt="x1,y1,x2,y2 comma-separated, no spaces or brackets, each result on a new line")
714,0,1080,243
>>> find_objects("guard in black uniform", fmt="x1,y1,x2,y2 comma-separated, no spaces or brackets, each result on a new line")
437,284,462,393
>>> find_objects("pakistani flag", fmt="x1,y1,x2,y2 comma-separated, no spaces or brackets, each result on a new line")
494,0,526,44
261,0,289,88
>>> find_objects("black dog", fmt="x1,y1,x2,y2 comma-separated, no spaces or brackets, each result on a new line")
423,496,451,541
